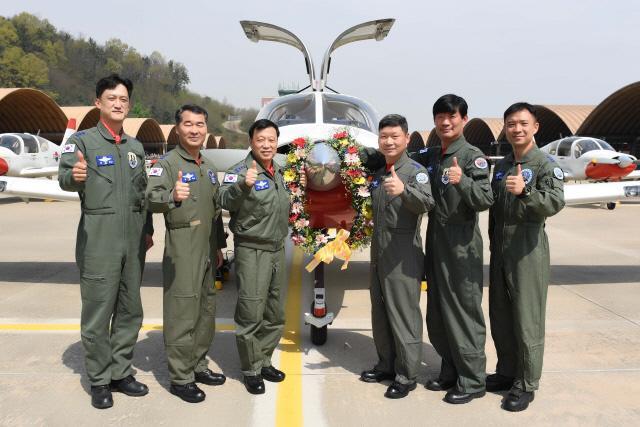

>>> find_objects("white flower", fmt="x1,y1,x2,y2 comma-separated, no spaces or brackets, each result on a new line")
291,202,303,214
295,218,309,229
344,153,360,165
315,234,329,244
295,148,306,159
357,186,370,197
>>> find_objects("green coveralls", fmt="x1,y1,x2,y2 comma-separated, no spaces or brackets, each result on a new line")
58,122,152,386
488,146,564,392
370,153,435,385
415,137,493,393
146,144,226,385
218,153,290,376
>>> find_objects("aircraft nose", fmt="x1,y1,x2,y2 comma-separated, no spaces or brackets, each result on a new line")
0,157,8,176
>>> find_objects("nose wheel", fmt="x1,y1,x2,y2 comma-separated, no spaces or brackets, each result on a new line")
305,263,333,346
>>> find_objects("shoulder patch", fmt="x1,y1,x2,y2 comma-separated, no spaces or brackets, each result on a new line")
223,173,238,184
148,167,163,177
233,165,247,173
416,172,429,184
75,131,86,137
62,144,76,154
474,157,488,169
553,167,564,180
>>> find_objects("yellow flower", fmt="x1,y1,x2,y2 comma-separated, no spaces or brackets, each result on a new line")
363,205,373,219
284,170,297,182
340,138,349,146
287,153,297,164
353,176,365,185
364,226,372,236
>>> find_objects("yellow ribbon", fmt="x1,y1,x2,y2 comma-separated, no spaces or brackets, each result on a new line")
305,229,352,272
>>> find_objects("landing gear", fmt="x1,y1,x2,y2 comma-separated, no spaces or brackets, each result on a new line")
606,202,616,210
305,263,334,346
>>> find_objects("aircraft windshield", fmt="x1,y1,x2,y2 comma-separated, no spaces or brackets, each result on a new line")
573,139,601,157
258,94,315,126
0,135,21,154
22,135,39,154
557,139,573,157
322,94,377,132
596,140,615,151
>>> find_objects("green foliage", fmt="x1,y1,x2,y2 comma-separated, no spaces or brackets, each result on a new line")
0,12,258,147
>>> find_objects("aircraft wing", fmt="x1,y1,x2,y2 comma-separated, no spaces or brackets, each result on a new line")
17,166,60,178
0,176,79,201
564,181,640,205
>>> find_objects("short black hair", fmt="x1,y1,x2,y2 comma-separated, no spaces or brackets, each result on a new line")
175,104,209,124
432,94,468,118
503,102,538,121
95,74,133,98
379,114,408,134
249,119,279,139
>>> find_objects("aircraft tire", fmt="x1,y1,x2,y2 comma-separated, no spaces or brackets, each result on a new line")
310,324,328,346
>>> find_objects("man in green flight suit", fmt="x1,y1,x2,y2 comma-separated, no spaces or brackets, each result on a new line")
58,74,154,409
360,95,493,403
146,104,227,403
359,114,435,399
487,102,564,411
218,119,293,395
418,94,493,404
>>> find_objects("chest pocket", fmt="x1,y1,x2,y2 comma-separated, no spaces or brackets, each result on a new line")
82,148,116,212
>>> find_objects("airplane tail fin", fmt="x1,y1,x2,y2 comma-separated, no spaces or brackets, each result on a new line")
60,119,77,147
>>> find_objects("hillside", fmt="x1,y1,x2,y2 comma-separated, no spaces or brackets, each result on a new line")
0,12,256,147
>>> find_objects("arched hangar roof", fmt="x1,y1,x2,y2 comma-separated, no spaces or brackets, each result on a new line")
124,118,166,154
464,118,503,148
577,81,640,138
61,106,100,131
215,136,227,149
160,124,179,146
0,88,67,142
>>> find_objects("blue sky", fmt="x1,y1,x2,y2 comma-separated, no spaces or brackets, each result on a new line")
3,0,639,131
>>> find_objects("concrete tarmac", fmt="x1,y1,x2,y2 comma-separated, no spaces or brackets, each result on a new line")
0,196,639,426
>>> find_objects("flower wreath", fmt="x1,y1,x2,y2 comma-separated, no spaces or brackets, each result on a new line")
282,130,374,255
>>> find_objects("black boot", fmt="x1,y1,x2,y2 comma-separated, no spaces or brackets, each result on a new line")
90,385,113,409
170,382,206,403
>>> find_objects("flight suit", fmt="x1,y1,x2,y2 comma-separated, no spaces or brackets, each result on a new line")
488,146,564,392
146,144,226,385
362,137,493,393
58,122,152,386
370,153,435,385
218,153,290,376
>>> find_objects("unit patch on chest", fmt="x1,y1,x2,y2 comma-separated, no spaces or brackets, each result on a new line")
255,179,270,191
441,169,450,185
521,168,534,184
208,170,217,184
96,154,115,167
127,152,138,169
494,171,505,181
416,172,429,184
474,157,488,169
553,167,564,180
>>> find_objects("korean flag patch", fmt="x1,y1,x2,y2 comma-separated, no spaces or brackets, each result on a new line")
474,157,488,169
62,144,76,153
553,167,564,180
208,170,217,184
223,173,238,184
96,154,115,167
416,172,429,184
182,172,197,183
521,168,534,184
148,167,163,177
128,152,138,169
255,179,270,191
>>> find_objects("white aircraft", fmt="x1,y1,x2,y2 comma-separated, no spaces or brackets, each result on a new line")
540,136,640,181
0,133,63,178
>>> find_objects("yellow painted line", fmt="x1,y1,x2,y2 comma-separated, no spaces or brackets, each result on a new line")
276,248,304,427
0,324,235,332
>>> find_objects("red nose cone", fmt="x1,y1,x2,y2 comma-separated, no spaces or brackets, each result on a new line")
586,163,637,180
0,158,8,176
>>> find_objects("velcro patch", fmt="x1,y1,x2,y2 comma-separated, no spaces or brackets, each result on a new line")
255,180,270,191
223,173,238,183
521,168,534,184
474,157,488,169
148,167,163,177
62,144,76,153
553,167,564,180
96,154,115,167
182,172,197,183
416,172,429,184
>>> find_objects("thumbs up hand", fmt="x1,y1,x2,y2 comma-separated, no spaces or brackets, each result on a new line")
506,164,526,195
448,156,463,185
383,165,404,196
72,150,88,182
173,170,190,202
245,160,258,188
